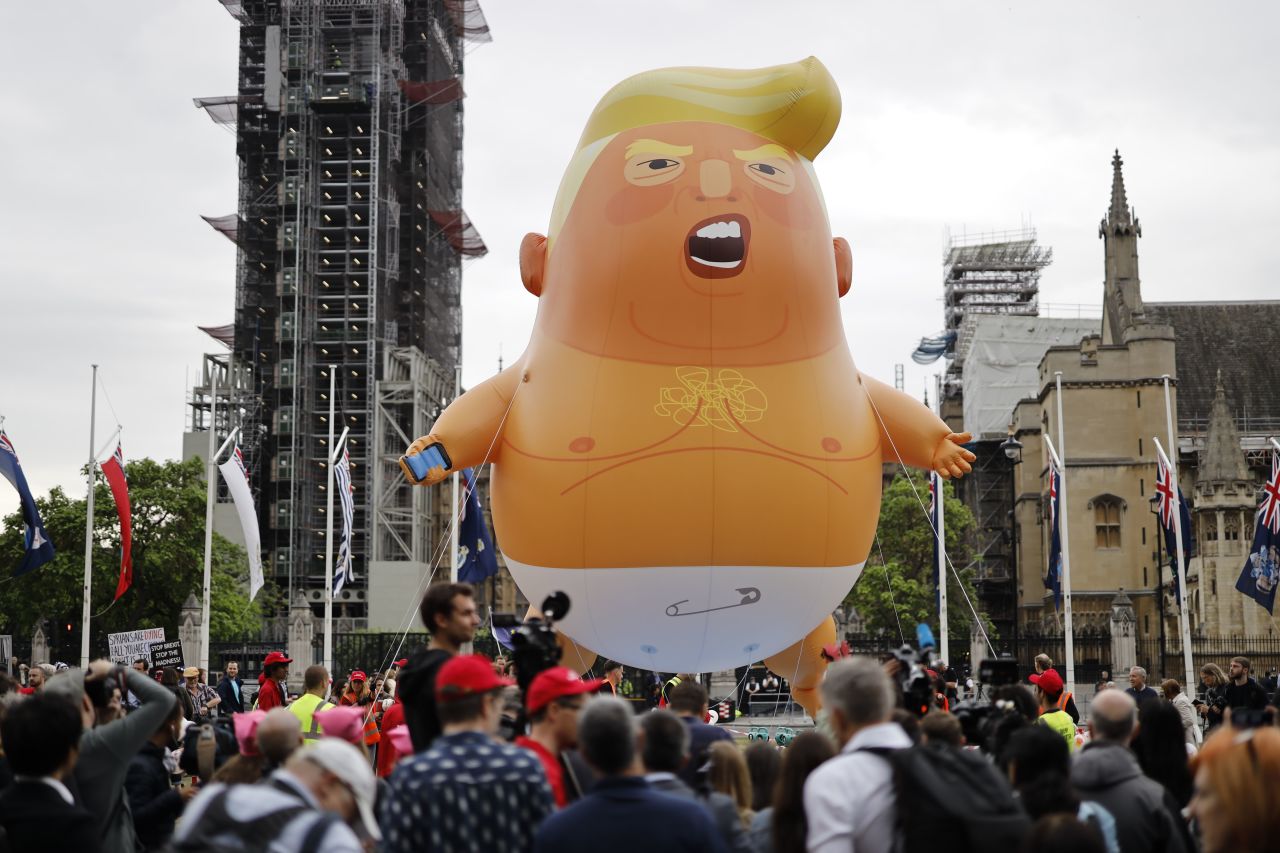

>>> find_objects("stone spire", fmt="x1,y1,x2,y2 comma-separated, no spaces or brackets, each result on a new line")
1099,149,1145,344
1199,371,1250,484
1106,149,1136,232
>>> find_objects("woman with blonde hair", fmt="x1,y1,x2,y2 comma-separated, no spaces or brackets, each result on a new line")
707,740,753,828
1188,726,1280,853
1160,679,1202,751
1193,663,1228,731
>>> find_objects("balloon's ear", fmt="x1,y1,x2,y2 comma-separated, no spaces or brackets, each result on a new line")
834,237,852,298
520,233,548,297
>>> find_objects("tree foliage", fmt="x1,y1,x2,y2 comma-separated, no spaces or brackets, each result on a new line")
0,457,279,660
845,470,994,642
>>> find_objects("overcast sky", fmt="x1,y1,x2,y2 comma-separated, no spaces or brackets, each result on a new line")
2,1,1277,521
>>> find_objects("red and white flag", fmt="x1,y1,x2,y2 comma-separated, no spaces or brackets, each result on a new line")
100,442,133,600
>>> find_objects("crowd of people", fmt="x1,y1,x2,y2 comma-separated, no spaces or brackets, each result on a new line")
0,583,1278,852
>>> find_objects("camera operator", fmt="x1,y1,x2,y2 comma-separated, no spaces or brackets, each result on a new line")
399,582,480,752
45,658,178,853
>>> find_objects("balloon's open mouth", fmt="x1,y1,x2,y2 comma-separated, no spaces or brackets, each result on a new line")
685,213,750,279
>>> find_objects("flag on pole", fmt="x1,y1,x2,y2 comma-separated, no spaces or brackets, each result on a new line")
929,472,942,613
0,430,56,575
458,468,498,584
1236,452,1280,614
1155,454,1196,601
1046,461,1063,610
100,442,133,600
333,446,355,595
217,444,264,601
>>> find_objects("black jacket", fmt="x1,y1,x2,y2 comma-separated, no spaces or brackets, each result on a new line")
0,780,100,853
124,742,185,850
215,676,245,714
1072,741,1191,853
1223,677,1269,711
398,648,452,752
647,774,751,853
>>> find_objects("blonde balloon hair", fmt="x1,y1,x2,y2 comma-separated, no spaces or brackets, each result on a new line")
547,57,841,249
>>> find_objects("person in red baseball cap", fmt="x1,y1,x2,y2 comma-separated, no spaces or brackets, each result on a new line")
1030,668,1077,750
381,654,555,850
255,651,292,711
1030,665,1080,723
514,667,604,808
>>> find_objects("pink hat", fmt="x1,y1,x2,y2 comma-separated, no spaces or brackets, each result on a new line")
233,711,268,757
313,705,367,744
385,724,413,755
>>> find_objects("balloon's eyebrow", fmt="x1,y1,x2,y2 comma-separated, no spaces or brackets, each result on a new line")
733,144,793,163
624,139,693,160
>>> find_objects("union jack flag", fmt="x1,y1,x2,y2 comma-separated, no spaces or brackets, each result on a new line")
333,447,355,594
230,445,250,485
1155,454,1195,602
1261,454,1280,535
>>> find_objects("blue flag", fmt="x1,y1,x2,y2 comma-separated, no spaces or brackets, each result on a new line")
1155,456,1196,601
1236,454,1280,614
0,430,56,575
457,468,498,584
1046,463,1063,610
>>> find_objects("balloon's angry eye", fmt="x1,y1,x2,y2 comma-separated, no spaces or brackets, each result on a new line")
646,159,679,170
750,163,778,176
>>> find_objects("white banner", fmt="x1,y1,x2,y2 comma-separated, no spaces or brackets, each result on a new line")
108,628,166,665
219,447,264,601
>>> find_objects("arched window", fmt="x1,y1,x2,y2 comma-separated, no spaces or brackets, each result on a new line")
1225,515,1240,541
1093,496,1122,549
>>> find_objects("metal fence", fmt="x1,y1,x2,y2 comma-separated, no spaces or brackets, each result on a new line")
1138,636,1280,684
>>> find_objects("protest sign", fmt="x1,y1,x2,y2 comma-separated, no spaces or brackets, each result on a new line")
108,628,166,665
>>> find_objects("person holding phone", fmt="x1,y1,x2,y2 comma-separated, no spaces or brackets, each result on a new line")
1193,663,1228,732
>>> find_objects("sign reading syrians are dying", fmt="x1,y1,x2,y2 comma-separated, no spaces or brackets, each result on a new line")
149,640,185,671
108,628,166,666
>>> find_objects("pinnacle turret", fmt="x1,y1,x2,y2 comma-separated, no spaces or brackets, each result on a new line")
1100,149,1141,238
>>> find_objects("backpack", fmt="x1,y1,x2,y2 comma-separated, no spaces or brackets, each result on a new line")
165,785,337,853
862,743,1031,853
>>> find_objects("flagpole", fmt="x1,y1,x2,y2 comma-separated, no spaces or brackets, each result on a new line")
1053,371,1076,695
1159,373,1196,690
451,365,461,583
937,473,949,664
199,373,223,675
81,365,98,669
324,365,336,676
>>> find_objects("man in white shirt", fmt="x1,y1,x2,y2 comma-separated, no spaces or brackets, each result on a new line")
804,657,909,853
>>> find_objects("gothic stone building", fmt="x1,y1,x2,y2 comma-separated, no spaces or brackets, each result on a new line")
1006,153,1280,662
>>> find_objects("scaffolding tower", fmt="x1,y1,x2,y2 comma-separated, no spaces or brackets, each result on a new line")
194,0,489,624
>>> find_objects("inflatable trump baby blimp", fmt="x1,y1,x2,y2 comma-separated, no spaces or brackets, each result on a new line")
402,57,973,714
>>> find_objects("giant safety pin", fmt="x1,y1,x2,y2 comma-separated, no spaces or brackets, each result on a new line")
666,587,762,618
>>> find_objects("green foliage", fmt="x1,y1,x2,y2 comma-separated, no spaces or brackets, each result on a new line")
845,470,994,641
0,457,277,659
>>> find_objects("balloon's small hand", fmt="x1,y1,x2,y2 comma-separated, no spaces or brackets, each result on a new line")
932,432,976,479
400,438,450,486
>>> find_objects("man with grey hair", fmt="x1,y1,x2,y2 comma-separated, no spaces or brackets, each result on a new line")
804,657,906,853
535,697,725,853
1071,689,1190,853
1124,665,1158,705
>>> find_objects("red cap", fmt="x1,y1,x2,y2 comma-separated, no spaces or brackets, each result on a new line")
395,658,408,668
263,651,292,667
526,667,606,714
350,670,367,683
1030,668,1064,695
435,654,514,702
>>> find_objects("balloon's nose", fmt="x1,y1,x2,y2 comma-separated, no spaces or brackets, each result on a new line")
699,159,733,199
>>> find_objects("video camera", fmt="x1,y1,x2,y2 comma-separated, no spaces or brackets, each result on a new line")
492,591,571,696
890,624,942,716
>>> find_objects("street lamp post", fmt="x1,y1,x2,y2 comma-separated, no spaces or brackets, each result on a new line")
1000,429,1023,663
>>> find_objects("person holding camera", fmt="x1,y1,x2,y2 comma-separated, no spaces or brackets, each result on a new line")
1193,663,1229,731
45,658,179,853
399,582,481,752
